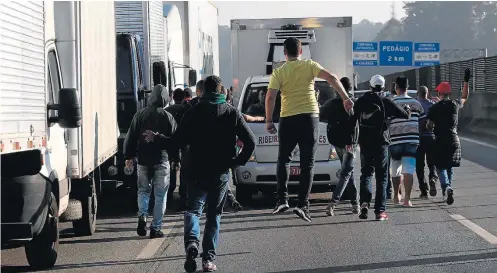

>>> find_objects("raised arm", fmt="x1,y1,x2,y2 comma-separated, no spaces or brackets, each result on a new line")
461,68,471,106
311,61,352,112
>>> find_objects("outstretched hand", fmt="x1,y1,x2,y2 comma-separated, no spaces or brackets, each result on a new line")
464,68,472,82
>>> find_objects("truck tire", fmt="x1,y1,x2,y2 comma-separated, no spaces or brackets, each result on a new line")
72,177,97,236
59,199,82,222
235,185,252,205
25,193,59,269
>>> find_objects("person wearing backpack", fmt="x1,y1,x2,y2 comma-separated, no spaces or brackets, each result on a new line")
319,77,359,216
353,75,410,221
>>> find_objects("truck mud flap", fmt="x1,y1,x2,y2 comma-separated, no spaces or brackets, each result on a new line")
1,174,52,241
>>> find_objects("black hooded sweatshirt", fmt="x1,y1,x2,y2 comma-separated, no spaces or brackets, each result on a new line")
159,96,256,178
123,85,178,166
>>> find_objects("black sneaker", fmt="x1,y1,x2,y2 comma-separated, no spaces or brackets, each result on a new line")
137,215,147,236
359,203,369,220
293,205,311,223
419,192,429,199
429,180,437,197
272,200,289,214
446,187,454,205
184,242,199,273
150,229,165,239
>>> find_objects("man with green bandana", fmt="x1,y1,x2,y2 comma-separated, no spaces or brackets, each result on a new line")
143,75,256,272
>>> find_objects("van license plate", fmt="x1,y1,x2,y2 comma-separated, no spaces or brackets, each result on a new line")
290,167,301,176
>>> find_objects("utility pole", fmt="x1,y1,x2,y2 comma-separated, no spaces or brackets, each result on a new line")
391,1,396,20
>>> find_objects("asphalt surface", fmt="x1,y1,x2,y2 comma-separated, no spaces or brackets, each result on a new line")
2,136,497,273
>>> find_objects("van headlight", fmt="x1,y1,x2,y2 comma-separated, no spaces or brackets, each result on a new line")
329,148,339,161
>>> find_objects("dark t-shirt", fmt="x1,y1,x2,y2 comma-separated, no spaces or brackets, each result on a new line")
353,92,409,148
427,99,462,138
246,103,265,117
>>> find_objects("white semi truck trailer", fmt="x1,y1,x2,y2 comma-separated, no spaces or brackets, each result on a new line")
0,1,117,269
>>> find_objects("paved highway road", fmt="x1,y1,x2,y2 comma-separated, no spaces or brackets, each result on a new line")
3,136,497,273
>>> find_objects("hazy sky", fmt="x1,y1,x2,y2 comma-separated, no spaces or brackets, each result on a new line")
213,1,407,26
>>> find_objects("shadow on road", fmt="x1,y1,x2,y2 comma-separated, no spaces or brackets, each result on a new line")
1,251,251,272
268,250,497,273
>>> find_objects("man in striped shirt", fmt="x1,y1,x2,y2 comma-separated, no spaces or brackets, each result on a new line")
389,77,424,206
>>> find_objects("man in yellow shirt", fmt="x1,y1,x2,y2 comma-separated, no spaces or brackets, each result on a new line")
265,37,353,222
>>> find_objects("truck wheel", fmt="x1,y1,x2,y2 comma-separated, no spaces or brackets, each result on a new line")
25,193,59,269
73,177,97,236
59,199,83,222
235,185,252,205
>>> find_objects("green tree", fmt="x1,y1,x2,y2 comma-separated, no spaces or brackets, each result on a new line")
402,1,476,48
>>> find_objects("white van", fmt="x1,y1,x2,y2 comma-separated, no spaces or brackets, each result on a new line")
233,75,341,203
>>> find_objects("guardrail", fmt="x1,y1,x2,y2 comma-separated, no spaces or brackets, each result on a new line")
357,55,497,140
357,55,497,94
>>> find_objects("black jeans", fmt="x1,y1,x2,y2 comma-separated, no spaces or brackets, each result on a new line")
276,114,319,206
359,145,389,214
416,135,438,193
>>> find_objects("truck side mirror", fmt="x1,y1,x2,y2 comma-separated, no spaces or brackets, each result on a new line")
188,70,197,87
48,88,81,128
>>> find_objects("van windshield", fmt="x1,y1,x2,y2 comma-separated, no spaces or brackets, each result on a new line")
241,81,335,123
116,35,134,94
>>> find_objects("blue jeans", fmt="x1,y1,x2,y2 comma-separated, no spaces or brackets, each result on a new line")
438,168,454,190
331,145,358,205
184,171,229,262
137,157,170,230
360,145,389,214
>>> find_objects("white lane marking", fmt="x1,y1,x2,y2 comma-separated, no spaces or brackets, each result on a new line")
136,222,178,259
459,137,497,149
451,214,497,244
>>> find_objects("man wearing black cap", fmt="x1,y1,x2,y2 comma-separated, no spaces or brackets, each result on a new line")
143,75,256,272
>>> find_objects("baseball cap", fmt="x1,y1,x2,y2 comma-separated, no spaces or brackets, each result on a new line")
435,82,451,94
370,74,385,90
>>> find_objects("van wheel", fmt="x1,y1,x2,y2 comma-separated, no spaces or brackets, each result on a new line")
235,185,252,205
25,193,59,269
73,177,97,236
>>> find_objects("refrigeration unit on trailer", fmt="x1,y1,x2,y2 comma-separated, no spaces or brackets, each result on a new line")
1,1,117,269
229,17,353,203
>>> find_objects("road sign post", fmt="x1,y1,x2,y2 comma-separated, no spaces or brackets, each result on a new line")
353,42,378,66
379,41,413,66
414,43,440,66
